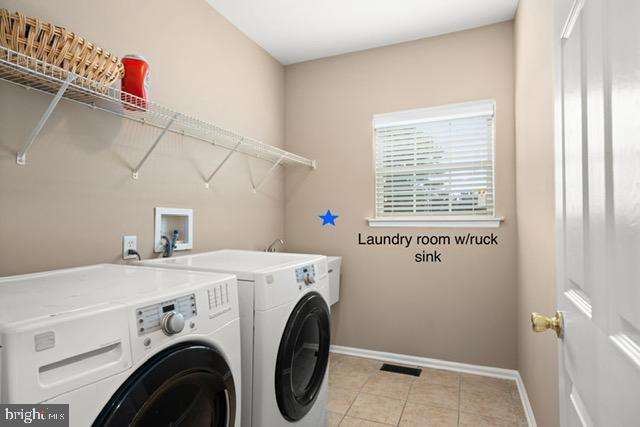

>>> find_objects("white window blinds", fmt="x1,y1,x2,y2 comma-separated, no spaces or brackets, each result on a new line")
373,100,495,218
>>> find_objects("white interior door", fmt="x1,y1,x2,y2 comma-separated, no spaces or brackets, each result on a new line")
554,0,640,425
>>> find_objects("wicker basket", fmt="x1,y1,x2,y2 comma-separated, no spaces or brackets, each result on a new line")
0,9,124,92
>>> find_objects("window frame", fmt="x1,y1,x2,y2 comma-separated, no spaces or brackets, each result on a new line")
368,100,503,228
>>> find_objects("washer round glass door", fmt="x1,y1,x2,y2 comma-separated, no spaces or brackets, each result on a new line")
93,343,236,427
275,291,330,421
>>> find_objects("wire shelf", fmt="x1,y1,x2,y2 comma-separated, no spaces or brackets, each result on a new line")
0,45,315,181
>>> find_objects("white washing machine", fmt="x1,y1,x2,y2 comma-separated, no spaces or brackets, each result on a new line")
143,250,330,427
0,264,242,427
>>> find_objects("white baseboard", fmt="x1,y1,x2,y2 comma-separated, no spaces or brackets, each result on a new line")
330,344,537,427
514,371,537,427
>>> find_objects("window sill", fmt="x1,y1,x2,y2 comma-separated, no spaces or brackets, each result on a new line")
366,216,504,228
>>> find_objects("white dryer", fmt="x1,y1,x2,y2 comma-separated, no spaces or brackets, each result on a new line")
143,250,331,427
0,264,242,427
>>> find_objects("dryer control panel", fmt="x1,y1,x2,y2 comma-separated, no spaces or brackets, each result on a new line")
295,264,316,285
135,294,197,336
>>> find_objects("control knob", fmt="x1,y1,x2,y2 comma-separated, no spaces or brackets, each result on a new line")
303,273,315,286
161,311,185,335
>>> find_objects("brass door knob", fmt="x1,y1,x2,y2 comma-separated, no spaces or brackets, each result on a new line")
531,311,564,338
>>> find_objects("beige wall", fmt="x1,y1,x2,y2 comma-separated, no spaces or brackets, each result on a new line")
1,4,560,420
514,0,559,426
284,22,518,368
0,0,287,275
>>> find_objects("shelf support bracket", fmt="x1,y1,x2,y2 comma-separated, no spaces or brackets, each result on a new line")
252,154,287,193
132,113,179,179
17,73,76,165
205,138,243,188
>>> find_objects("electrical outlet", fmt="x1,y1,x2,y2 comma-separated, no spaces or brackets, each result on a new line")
123,235,137,260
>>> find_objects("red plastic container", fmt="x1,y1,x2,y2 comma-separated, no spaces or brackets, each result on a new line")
120,54,150,111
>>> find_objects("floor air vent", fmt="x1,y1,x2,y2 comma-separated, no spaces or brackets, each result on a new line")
380,363,422,377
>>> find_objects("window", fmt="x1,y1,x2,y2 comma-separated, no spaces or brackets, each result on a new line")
369,100,501,228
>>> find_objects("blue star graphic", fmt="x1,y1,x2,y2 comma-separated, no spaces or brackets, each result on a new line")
319,209,339,227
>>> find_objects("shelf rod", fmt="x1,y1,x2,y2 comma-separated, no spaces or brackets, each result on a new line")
205,138,243,188
252,154,287,193
16,73,76,165
132,113,179,179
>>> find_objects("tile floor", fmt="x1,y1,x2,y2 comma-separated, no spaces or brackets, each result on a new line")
327,353,528,427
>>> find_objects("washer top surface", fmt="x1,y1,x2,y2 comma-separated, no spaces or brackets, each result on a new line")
0,264,234,327
145,249,324,281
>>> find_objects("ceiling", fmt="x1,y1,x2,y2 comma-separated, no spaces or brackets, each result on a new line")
206,0,519,65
